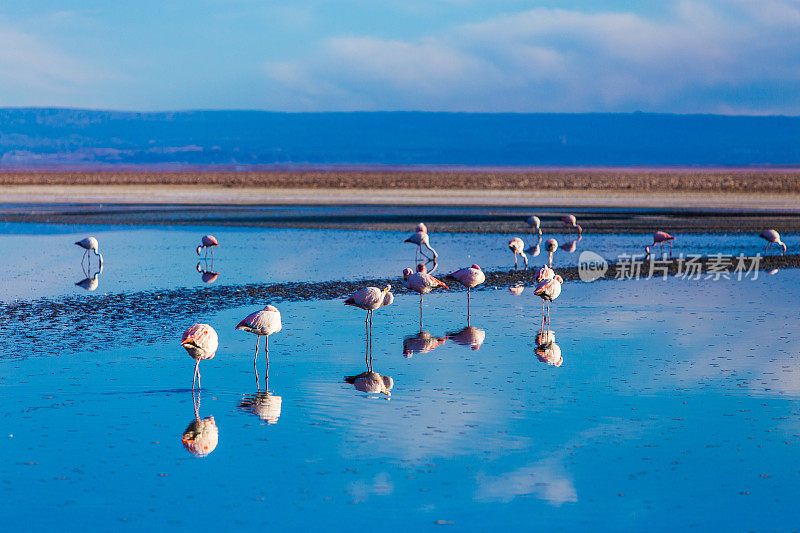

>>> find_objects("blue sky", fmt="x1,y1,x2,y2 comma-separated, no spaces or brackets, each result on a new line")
1,0,799,114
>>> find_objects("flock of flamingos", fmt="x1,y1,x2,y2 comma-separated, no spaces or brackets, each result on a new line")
73,216,790,393
71,215,790,455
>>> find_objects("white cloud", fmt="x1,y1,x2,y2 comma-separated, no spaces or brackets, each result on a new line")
264,0,800,113
0,17,111,105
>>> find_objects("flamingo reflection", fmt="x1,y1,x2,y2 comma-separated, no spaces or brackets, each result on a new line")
535,341,563,367
509,282,524,295
447,326,486,351
403,330,447,357
560,234,582,253
345,331,393,396
181,390,219,457
239,363,283,424
76,260,103,291
196,260,219,283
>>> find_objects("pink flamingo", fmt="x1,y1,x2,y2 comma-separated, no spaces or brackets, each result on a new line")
760,229,786,255
236,305,282,372
344,285,394,335
405,228,438,260
75,236,103,270
403,264,449,328
196,235,219,258
526,216,542,237
645,231,675,257
560,215,582,234
450,264,486,322
545,238,558,267
536,264,554,282
181,323,219,389
508,238,528,269
534,275,563,331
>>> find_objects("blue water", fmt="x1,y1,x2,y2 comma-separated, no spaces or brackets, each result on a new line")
1,223,799,531
0,222,793,301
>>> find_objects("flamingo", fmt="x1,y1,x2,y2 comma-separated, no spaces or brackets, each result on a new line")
403,264,449,328
534,274,563,331
236,305,282,372
545,238,558,267
405,228,438,261
181,323,219,390
508,237,528,270
344,285,394,336
645,231,675,257
536,264,554,283
560,215,582,234
526,216,542,236
402,264,450,300
450,264,486,322
196,235,219,258
759,229,786,255
75,237,103,270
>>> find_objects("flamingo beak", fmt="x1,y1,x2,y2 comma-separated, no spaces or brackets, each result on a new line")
181,336,196,347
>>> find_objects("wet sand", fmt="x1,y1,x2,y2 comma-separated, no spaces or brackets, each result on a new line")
3,253,795,357
1,195,799,234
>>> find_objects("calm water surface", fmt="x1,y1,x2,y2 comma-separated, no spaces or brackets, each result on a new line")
1,223,799,531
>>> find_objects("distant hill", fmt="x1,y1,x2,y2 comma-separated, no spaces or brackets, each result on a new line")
0,108,798,168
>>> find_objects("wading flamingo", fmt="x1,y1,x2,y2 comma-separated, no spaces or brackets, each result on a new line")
508,238,528,269
645,231,675,257
450,264,486,323
760,229,786,255
534,274,563,331
536,264,554,282
236,305,282,373
405,228,438,261
560,215,582,234
403,264,449,328
196,235,219,258
545,238,558,267
345,285,394,337
75,237,103,270
181,323,219,390
526,216,542,236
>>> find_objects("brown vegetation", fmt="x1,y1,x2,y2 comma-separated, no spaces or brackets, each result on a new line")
1,170,799,193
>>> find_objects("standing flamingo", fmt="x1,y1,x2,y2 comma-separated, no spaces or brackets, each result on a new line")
534,274,563,331
236,305,282,373
536,264,554,282
545,238,558,267
344,285,394,336
405,228,438,260
526,216,542,236
402,264,449,328
508,238,528,269
645,231,675,257
450,264,486,323
759,230,786,255
75,237,103,270
560,215,582,234
196,235,219,258
181,323,219,390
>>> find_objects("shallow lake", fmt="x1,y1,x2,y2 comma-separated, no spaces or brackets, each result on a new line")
1,223,799,531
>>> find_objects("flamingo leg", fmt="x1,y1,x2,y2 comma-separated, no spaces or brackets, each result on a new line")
264,335,270,370
467,288,471,327
253,335,260,373
192,360,198,390
514,254,518,270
